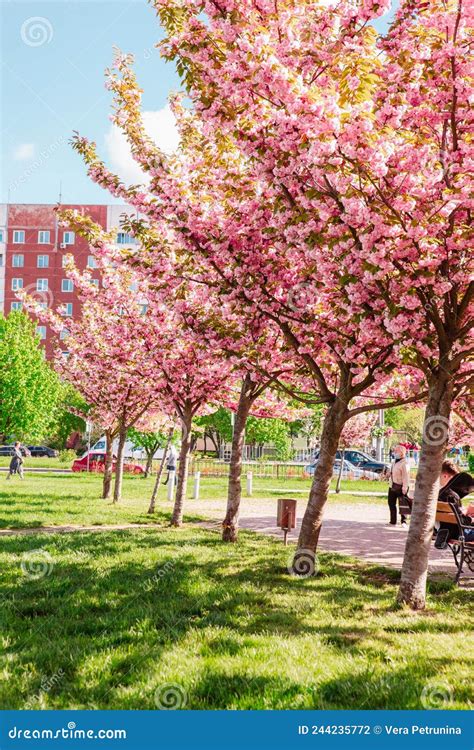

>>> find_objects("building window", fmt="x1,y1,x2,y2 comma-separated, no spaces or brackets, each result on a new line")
87,255,97,269
60,328,69,340
37,255,49,268
61,279,73,292
61,255,69,268
141,304,148,315
11,301,23,311
61,351,70,359
0,229,4,242
38,230,51,244
12,278,23,291
13,230,25,244
90,278,99,287
63,231,75,245
61,303,73,316
116,232,136,244
36,325,46,340
38,302,48,310
0,254,3,267
36,279,48,292
12,254,24,268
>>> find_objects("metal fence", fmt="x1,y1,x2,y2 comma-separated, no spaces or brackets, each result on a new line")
194,459,311,480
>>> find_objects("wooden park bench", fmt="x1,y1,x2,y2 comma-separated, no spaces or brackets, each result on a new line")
434,501,474,583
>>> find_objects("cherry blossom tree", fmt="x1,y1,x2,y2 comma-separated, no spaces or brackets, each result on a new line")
23,276,159,502
58,211,235,526
335,410,377,492
148,0,473,607
69,0,472,610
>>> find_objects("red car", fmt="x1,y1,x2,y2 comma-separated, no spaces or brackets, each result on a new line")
72,452,145,475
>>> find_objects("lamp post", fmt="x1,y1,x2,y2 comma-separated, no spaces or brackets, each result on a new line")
85,420,92,472
376,410,385,462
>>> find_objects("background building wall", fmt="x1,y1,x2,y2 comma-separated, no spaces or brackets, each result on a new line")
3,203,128,356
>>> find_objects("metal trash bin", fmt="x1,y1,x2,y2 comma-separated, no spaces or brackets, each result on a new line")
277,498,297,544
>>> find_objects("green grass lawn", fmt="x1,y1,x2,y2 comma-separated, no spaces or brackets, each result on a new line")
0,456,66,469
0,526,472,710
0,472,387,530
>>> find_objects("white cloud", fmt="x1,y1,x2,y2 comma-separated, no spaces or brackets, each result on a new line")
13,143,35,160
104,106,180,184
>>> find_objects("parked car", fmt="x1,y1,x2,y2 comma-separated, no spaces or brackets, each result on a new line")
0,444,31,457
305,457,380,480
71,452,145,475
27,445,59,458
311,449,390,476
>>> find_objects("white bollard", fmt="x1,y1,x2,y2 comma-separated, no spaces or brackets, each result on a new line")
193,471,201,500
167,470,176,501
246,471,253,497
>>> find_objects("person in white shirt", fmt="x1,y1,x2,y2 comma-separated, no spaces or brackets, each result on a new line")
163,444,178,486
388,444,410,525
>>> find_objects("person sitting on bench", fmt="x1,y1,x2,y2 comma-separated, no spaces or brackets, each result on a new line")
435,460,474,548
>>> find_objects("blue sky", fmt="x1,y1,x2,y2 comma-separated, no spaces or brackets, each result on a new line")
2,0,180,204
1,1,396,205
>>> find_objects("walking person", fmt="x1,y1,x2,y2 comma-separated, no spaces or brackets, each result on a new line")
163,443,178,486
387,444,410,525
6,442,25,480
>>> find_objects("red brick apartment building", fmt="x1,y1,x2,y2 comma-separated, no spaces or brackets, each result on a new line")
0,203,137,356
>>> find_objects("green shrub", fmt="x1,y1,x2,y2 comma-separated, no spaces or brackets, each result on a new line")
468,453,474,473
58,449,77,464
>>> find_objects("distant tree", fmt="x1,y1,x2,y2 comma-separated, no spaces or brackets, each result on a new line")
245,417,292,461
128,425,174,477
194,408,233,457
385,407,424,446
48,385,87,450
0,311,61,443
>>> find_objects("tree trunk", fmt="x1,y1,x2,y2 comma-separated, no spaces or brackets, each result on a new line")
222,378,254,542
291,398,348,575
113,423,127,504
102,430,114,500
397,372,454,610
335,448,345,494
171,407,193,527
147,430,173,514
144,451,154,478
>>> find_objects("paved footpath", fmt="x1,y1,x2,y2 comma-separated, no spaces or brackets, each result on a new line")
201,501,463,579
1,501,468,583
237,502,457,576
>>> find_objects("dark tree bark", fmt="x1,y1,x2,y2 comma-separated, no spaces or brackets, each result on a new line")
335,447,345,494
113,422,127,504
397,371,454,609
144,449,155,478
222,375,257,542
291,396,349,575
171,404,193,527
147,429,173,514
102,430,114,500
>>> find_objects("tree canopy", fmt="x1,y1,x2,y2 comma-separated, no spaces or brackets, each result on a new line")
0,311,62,442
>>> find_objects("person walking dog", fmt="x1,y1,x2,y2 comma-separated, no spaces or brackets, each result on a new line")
6,442,24,480
388,444,410,525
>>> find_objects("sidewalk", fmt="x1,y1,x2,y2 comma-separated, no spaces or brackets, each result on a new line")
236,502,456,576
